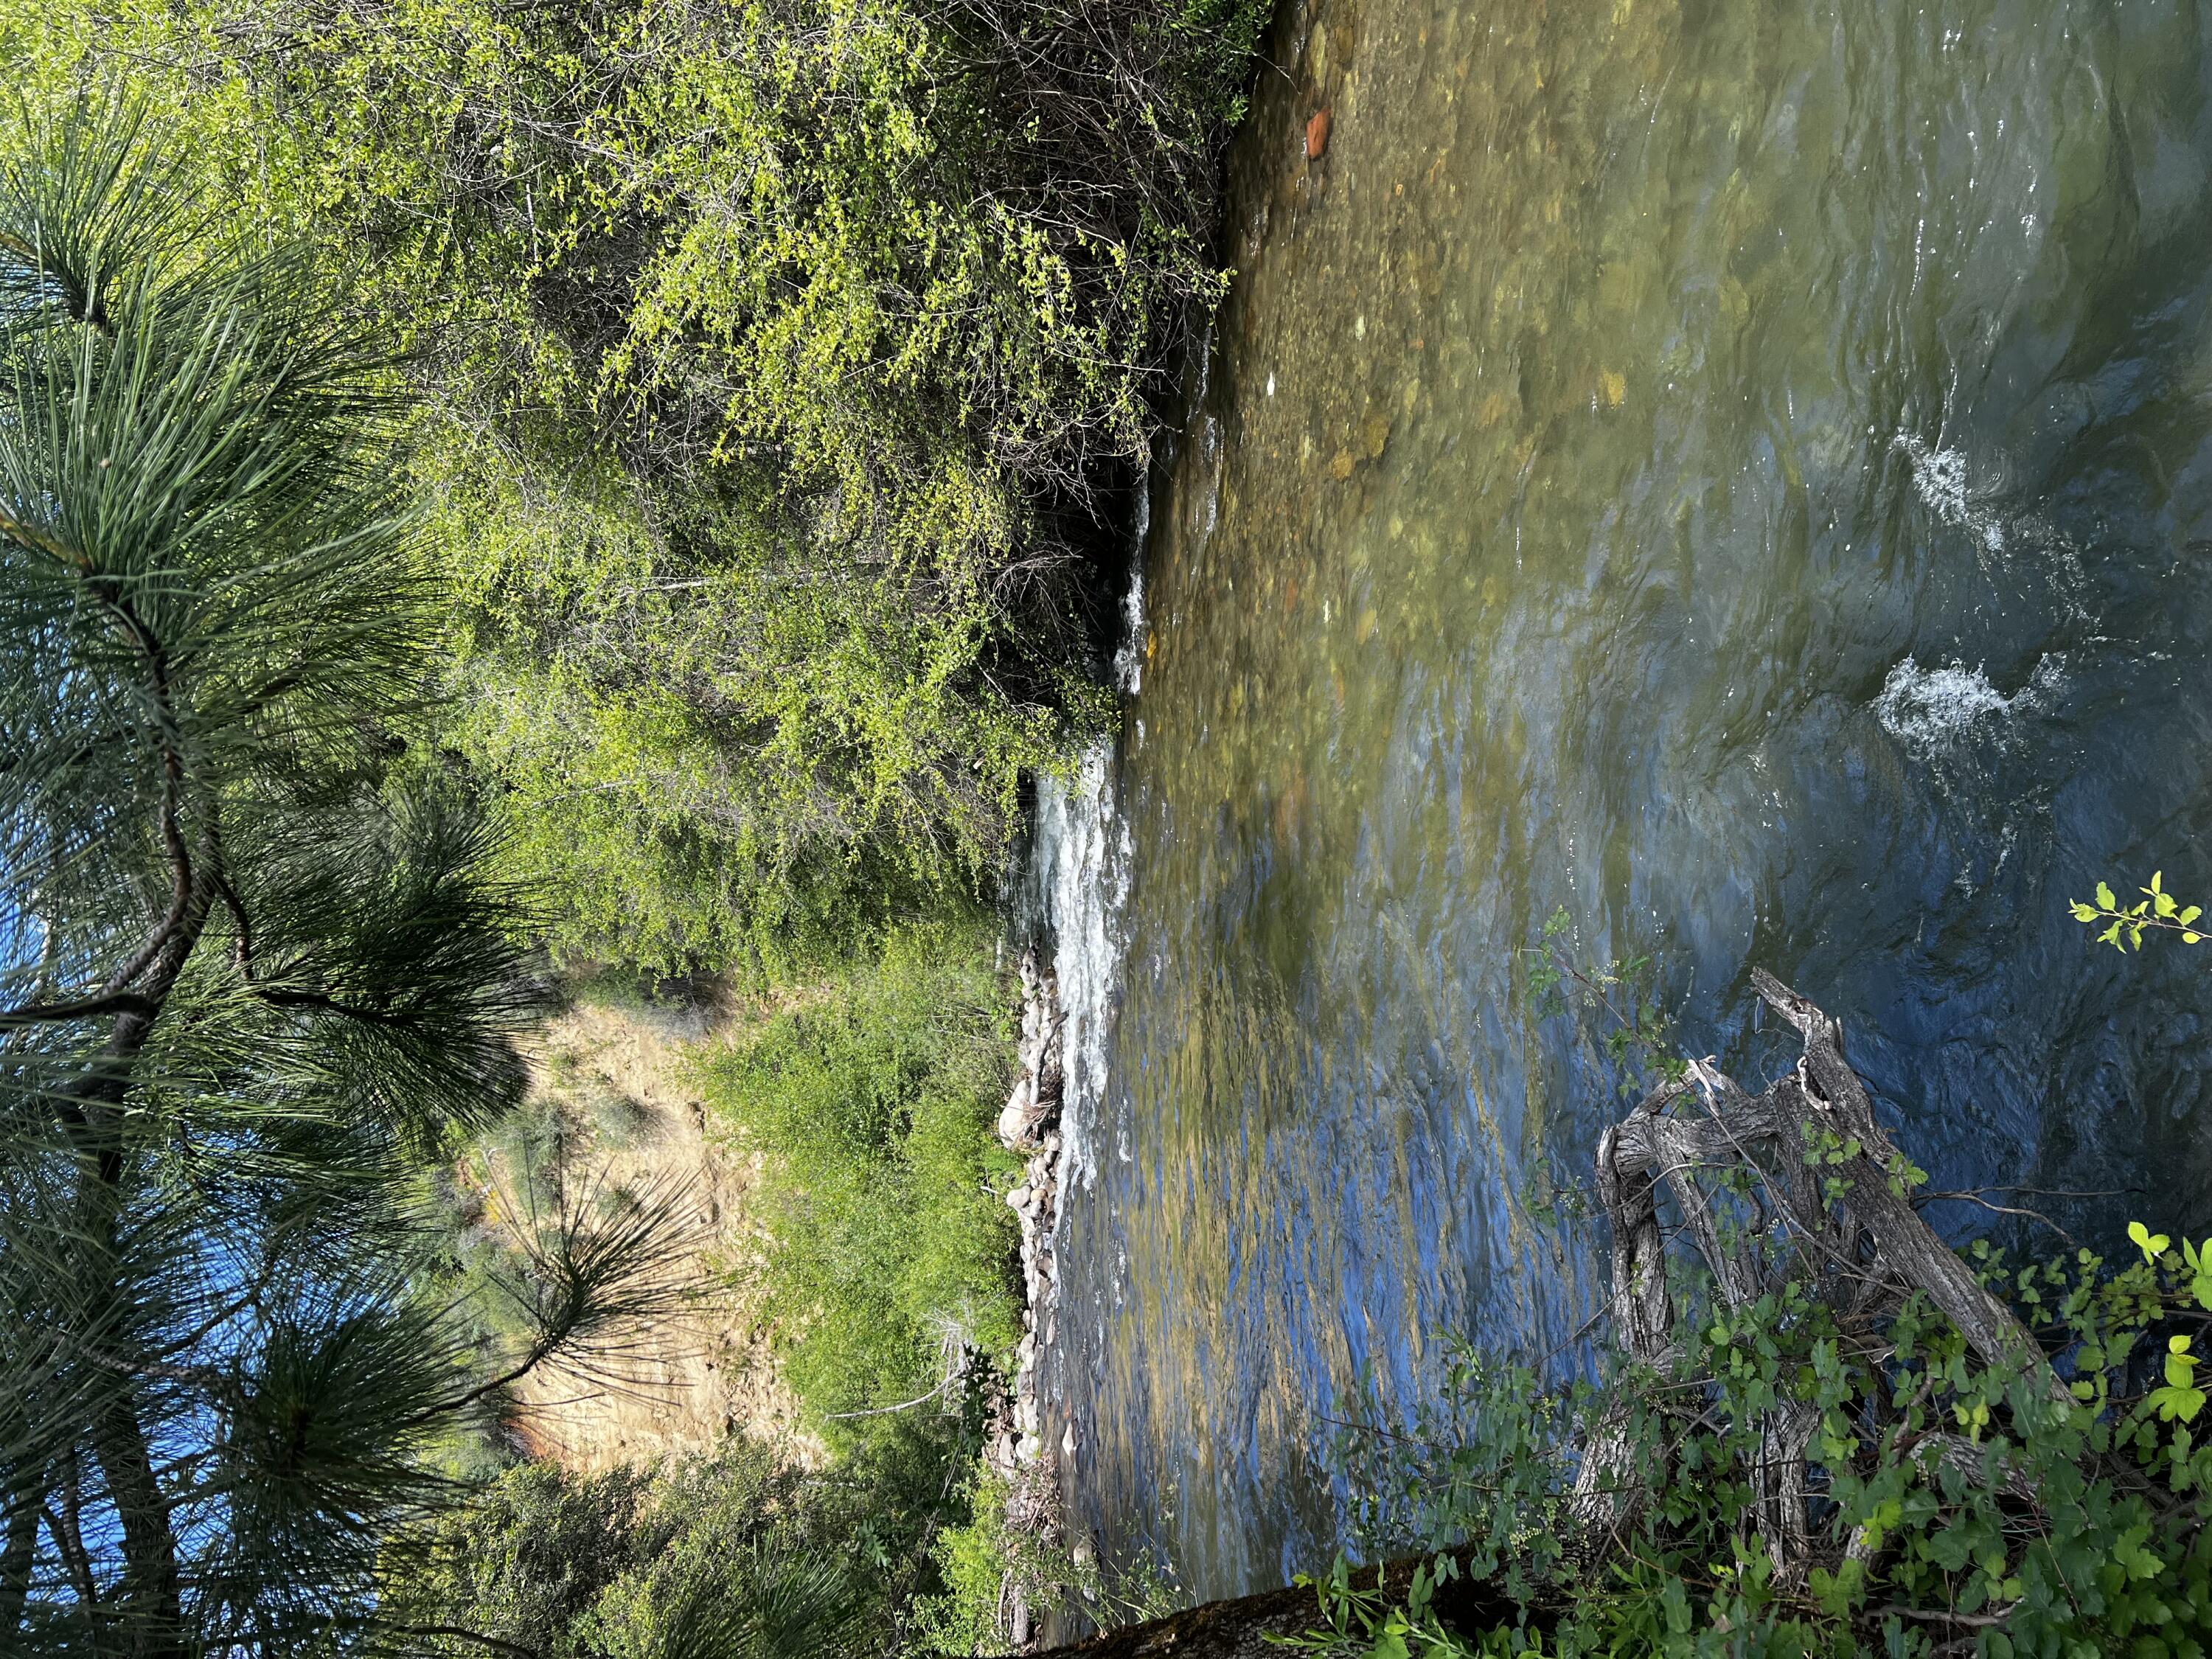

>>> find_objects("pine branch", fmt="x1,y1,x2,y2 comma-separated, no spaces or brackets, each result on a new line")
0,990,158,1026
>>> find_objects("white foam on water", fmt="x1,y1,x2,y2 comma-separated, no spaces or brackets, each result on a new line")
1895,435,2003,552
1893,433,2087,604
1029,742,1133,1207
1875,653,2065,758
1113,488,1150,695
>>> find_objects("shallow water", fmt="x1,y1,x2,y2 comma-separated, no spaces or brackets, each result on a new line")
1037,0,2212,1604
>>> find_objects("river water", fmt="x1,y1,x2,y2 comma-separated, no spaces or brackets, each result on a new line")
1030,0,2212,1605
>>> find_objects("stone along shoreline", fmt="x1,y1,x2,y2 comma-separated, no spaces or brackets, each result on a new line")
985,945,1075,1646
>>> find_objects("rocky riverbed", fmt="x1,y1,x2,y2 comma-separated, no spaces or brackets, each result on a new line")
984,945,1074,1646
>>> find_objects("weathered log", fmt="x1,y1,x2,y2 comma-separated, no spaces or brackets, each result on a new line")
1577,972,2062,1576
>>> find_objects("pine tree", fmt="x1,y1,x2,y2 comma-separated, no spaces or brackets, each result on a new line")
0,99,683,1657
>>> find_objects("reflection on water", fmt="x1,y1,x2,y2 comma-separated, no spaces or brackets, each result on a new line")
1040,0,2212,1604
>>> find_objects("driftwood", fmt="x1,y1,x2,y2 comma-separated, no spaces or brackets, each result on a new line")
1570,969,2058,1579
1015,973,2064,1655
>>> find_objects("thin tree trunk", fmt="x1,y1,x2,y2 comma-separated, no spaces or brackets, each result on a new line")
0,1459,41,1635
90,1394,184,1658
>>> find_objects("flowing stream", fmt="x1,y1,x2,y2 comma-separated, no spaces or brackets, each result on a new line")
1031,0,2212,1604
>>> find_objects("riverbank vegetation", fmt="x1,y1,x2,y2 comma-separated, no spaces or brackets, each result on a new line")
4,0,1269,973
698,916,1024,1430
0,0,1270,1637
1263,975,2212,1659
1290,1238,2212,1657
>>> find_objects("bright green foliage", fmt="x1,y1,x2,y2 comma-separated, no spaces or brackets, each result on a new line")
3,0,1268,970
914,1468,1036,1655
1313,1233,2212,1658
2073,871,2205,950
916,1465,1183,1650
698,917,1023,1433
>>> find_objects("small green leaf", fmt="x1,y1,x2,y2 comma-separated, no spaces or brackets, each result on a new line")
2098,880,2118,909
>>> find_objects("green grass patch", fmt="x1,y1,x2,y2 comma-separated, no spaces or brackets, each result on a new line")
698,914,1025,1437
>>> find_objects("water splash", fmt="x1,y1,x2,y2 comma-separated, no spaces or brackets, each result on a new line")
1113,487,1151,695
1875,654,2064,759
1893,434,2087,605
1893,436,1999,551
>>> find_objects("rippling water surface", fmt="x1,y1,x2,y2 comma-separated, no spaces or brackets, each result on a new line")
1034,0,2212,1603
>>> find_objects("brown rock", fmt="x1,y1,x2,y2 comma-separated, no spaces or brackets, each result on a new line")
1306,107,1332,161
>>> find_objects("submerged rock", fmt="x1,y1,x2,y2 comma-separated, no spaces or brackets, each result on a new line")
1307,106,1332,160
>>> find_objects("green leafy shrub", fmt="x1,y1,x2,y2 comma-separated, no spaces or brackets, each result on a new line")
5,0,1269,970
698,914,1023,1432
1311,1225,2212,1657
914,1467,1027,1655
917,1467,1186,1652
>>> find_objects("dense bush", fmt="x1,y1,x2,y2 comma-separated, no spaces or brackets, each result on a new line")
1310,1231,2212,1658
4,0,1267,970
917,1464,1185,1652
699,916,1025,1432
379,1433,968,1656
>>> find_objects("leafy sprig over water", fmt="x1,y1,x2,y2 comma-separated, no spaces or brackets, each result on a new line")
1524,906,1690,1097
2072,871,2205,950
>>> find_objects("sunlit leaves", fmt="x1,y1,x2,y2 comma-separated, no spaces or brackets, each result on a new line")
2151,1335,2208,1425
2072,870,2204,950
2130,1220,2171,1263
31,0,1268,971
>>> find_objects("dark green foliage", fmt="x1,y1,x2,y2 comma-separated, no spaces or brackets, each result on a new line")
380,1429,973,1658
383,1460,653,1657
698,916,1023,1436
1315,1239,2212,1657
0,100,695,1656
